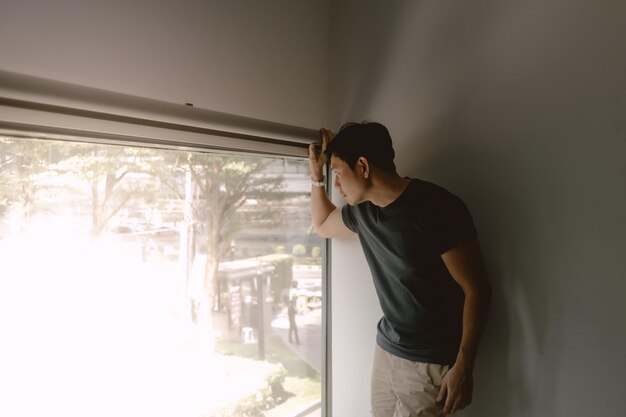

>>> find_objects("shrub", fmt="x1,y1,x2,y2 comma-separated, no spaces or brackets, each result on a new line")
257,254,293,304
208,363,288,417
292,244,306,257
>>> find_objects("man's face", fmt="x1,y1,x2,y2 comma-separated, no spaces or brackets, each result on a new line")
330,154,366,205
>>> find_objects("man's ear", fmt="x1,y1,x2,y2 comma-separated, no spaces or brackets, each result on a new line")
357,156,370,179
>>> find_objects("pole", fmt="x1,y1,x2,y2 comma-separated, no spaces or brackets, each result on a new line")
257,271,265,360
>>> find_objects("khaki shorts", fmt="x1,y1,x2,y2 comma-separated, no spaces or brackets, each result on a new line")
371,345,450,417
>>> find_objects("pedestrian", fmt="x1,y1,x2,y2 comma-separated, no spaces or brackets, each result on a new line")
285,295,300,345
309,122,491,416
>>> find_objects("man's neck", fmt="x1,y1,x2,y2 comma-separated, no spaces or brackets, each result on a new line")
366,171,411,208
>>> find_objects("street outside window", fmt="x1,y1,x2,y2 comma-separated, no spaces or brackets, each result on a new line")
0,135,323,417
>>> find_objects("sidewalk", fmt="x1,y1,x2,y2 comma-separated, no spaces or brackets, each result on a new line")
300,406,321,417
271,308,322,373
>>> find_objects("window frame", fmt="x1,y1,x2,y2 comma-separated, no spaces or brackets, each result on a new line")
0,70,331,417
0,69,317,159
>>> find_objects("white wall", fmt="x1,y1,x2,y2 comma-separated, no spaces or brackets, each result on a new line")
4,1,626,415
0,0,330,128
330,1,626,416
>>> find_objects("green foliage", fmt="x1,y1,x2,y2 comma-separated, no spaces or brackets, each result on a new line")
216,334,320,381
0,137,59,219
214,335,320,416
274,245,286,254
51,144,161,235
0,135,293,317
0,136,159,233
157,152,287,275
310,246,322,258
257,254,293,304
291,244,306,257
207,363,288,417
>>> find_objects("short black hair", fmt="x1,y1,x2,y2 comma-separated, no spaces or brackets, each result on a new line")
326,121,396,173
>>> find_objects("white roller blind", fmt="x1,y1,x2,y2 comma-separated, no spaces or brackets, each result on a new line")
0,70,319,157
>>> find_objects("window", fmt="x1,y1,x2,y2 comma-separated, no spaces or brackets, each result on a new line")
0,134,324,417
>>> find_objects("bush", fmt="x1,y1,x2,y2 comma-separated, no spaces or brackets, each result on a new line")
257,254,293,304
208,363,288,417
292,244,306,257
311,246,322,258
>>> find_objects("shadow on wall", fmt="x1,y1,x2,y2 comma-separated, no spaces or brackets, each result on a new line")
415,134,568,417
407,45,626,414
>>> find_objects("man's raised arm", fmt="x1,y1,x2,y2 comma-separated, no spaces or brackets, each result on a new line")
309,129,353,239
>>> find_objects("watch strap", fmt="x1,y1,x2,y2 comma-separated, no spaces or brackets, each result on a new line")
311,176,326,187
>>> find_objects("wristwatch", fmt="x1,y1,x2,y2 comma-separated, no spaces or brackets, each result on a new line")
311,176,326,187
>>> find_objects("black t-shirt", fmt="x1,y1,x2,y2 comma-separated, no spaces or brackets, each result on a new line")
342,178,477,365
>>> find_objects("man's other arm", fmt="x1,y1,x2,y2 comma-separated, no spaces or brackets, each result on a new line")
437,238,491,415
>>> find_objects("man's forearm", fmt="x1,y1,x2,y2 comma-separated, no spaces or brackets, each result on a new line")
455,284,491,371
311,182,337,231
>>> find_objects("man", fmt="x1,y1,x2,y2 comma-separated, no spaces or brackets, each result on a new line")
285,294,301,345
308,122,491,417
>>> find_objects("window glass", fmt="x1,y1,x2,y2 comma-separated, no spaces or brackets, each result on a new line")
0,135,323,417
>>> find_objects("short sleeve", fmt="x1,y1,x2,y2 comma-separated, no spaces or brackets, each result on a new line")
424,193,478,254
341,204,359,233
